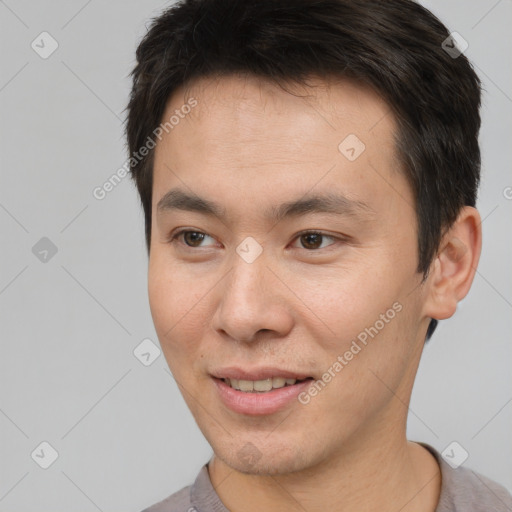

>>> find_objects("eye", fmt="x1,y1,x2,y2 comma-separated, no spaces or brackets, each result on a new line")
168,229,341,251
290,231,338,250
170,229,218,248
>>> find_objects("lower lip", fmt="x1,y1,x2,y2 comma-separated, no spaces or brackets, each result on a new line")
213,378,313,416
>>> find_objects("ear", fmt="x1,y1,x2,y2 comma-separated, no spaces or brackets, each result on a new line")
422,206,482,321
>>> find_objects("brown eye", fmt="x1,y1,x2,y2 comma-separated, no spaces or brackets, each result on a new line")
170,230,217,248
293,231,337,250
300,233,323,249
182,231,206,247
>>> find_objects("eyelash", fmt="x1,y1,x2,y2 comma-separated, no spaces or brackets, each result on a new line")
168,229,342,252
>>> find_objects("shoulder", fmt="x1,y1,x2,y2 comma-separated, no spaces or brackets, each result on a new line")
140,483,193,512
419,443,512,512
139,464,216,512
440,465,512,511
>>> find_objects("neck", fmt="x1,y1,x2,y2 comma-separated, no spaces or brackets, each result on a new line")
209,421,441,512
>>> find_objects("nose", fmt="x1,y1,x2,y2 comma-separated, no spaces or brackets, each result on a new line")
212,251,294,344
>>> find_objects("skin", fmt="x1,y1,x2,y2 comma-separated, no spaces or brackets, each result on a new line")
148,74,482,512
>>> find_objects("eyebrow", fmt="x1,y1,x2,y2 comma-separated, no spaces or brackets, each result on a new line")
156,187,374,223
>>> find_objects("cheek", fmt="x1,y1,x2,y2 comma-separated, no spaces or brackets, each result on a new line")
287,260,420,408
284,262,400,351
148,256,211,362
333,292,420,390
302,304,419,438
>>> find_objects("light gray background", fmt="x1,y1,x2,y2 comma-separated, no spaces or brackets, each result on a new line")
0,1,510,511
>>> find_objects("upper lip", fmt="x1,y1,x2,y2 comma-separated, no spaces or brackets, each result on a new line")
210,367,312,381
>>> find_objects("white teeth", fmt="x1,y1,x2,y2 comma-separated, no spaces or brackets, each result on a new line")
254,378,272,392
224,377,300,392
238,380,254,392
272,377,286,389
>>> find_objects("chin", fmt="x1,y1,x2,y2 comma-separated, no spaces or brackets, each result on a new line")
213,436,317,476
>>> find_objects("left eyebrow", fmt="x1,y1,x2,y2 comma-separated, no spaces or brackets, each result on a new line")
156,187,375,223
267,192,375,223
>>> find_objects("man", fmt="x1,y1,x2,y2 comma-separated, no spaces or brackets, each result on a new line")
125,0,512,510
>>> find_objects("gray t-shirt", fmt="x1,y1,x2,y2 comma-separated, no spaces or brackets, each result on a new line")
141,443,512,512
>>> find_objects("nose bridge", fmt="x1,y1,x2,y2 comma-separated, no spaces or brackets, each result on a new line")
224,247,270,313
213,245,292,342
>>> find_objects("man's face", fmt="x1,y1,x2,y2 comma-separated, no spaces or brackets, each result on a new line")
148,75,430,474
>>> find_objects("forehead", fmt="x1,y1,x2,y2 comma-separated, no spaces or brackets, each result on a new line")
152,73,409,221
172,73,395,139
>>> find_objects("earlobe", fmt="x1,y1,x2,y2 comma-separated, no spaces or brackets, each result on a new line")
423,207,482,321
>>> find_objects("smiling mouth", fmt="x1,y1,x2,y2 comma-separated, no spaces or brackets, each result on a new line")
222,377,313,392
